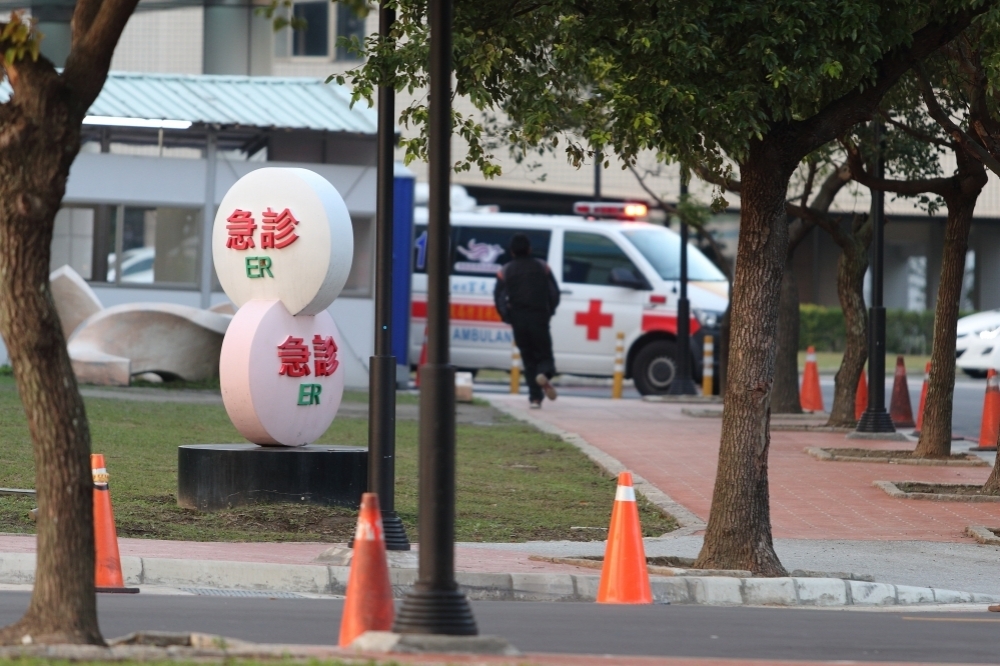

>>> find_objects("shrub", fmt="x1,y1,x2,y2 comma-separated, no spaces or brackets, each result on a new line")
799,306,959,354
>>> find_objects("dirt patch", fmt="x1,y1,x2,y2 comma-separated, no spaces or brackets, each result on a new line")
807,447,986,466
896,482,1000,497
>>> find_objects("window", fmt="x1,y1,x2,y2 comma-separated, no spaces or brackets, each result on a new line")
342,216,374,296
412,226,551,276
104,206,201,286
335,3,366,60
275,1,330,58
50,207,95,279
563,232,642,285
622,227,726,281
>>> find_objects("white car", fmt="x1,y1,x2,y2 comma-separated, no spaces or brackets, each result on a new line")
408,205,729,395
107,247,155,283
956,309,1000,378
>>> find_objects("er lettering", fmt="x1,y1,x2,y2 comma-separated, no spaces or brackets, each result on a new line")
297,383,322,406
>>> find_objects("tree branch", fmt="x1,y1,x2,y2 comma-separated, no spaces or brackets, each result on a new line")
844,139,951,197
692,164,740,194
915,62,1000,177
786,8,985,160
878,109,953,149
62,0,141,115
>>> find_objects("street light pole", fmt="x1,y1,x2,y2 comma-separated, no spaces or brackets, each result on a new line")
667,167,697,395
856,121,895,434
367,1,410,550
392,0,477,635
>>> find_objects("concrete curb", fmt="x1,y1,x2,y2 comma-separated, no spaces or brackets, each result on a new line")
1,553,995,607
874,480,1000,502
484,397,707,532
807,447,988,466
965,525,1000,545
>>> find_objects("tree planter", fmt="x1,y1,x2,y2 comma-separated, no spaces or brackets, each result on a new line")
806,448,987,466
874,480,1000,501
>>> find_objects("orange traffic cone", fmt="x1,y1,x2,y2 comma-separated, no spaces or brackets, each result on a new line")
800,346,824,412
597,472,652,605
889,356,915,428
339,493,394,647
971,369,1000,452
855,369,868,421
92,454,138,594
914,362,931,435
414,325,428,388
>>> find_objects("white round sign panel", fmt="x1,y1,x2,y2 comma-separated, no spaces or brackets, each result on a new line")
220,299,345,446
212,168,354,316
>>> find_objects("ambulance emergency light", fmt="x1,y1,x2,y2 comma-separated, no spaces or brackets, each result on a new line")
573,201,649,220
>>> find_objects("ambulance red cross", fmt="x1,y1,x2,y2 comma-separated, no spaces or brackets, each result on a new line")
409,195,729,395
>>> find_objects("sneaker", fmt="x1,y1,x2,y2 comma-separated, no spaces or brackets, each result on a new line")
529,400,542,409
536,374,558,401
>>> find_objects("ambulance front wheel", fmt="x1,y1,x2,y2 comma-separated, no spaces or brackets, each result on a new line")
633,340,679,395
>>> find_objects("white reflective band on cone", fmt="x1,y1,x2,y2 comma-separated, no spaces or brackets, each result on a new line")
615,485,636,502
614,363,623,372
704,367,713,376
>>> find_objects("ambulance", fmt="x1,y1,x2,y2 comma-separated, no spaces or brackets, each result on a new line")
408,192,729,395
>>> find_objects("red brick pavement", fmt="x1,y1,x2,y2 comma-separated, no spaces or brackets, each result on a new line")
488,395,1000,542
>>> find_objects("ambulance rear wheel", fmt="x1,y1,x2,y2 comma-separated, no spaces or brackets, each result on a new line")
633,340,678,395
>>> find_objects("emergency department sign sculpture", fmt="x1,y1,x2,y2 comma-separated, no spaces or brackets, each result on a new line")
214,168,353,446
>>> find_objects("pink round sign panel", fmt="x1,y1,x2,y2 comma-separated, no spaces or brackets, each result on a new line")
220,299,345,446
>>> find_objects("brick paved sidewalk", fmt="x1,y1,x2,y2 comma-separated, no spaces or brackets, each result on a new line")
486,394,1000,542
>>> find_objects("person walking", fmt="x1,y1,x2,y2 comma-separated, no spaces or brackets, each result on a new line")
494,233,560,408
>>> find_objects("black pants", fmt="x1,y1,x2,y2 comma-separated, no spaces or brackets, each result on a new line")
510,310,556,402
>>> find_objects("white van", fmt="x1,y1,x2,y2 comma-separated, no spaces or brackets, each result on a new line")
408,204,729,395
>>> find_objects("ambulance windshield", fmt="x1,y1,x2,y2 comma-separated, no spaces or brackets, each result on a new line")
622,227,726,281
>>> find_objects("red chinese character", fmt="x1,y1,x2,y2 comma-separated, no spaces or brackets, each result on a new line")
277,336,311,377
313,335,339,377
261,207,300,249
226,209,256,250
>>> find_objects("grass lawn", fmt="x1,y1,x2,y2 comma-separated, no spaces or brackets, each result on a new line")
798,351,932,376
0,377,675,543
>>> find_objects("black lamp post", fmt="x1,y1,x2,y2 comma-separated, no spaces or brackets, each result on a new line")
667,168,697,395
856,122,896,434
367,1,410,550
392,0,477,635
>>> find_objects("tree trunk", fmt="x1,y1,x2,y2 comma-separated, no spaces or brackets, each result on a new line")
984,448,1000,494
718,305,730,397
917,174,984,457
0,74,101,645
694,143,788,576
827,221,870,428
771,257,802,413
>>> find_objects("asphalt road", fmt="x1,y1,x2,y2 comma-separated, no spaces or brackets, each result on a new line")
0,592,997,663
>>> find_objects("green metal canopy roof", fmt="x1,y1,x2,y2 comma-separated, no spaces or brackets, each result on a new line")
87,71,377,133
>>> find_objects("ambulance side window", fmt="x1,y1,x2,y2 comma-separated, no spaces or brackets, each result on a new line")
563,232,643,285
451,227,550,276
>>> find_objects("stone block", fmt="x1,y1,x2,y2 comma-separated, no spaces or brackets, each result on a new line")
509,572,576,601
743,577,797,606
895,585,934,605
688,576,743,605
139,557,330,595
794,578,848,606
849,581,897,605
456,572,514,600
349,631,520,656
455,372,474,402
651,577,691,604
933,588,973,603
0,553,36,584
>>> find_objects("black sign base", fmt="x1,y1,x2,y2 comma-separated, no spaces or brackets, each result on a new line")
178,444,367,511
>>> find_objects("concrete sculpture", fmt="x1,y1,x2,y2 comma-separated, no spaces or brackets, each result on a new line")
48,264,231,386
